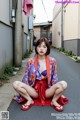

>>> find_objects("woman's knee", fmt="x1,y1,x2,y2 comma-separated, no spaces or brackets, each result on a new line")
13,81,21,89
60,81,67,90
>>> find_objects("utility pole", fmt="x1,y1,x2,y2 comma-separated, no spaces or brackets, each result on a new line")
28,14,33,52
14,0,22,67
29,0,33,52
61,0,64,50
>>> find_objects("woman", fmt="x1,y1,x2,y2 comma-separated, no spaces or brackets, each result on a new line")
13,38,68,112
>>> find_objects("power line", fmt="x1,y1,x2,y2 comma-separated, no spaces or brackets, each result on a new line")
41,0,49,21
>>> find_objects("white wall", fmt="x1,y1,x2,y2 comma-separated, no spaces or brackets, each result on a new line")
22,12,28,34
22,0,28,34
0,0,10,25
52,3,79,48
64,4,78,40
52,4,61,48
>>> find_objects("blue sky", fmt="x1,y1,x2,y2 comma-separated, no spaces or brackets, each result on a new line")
33,0,55,23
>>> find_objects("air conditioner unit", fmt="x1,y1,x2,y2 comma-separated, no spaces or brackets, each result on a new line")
11,9,16,23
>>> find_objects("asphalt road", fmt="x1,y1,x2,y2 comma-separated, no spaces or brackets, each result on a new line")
8,48,80,120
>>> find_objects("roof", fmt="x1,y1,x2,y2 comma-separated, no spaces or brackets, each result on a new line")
33,21,52,27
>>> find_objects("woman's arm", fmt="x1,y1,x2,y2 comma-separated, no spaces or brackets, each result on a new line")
51,60,58,85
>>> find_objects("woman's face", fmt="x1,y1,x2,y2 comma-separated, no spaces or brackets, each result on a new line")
36,42,47,56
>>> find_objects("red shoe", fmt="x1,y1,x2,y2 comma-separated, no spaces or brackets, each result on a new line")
13,96,26,103
18,97,26,103
51,104,63,112
21,101,34,111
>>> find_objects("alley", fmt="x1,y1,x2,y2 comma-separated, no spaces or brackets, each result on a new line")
8,48,80,120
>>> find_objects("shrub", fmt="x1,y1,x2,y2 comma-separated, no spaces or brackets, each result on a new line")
24,51,30,58
4,65,14,76
0,65,14,81
74,56,78,60
0,74,9,80
68,51,72,56
76,59,80,63
62,48,65,52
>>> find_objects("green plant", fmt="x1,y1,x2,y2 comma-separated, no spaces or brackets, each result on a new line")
4,65,14,76
72,53,76,56
68,51,72,56
24,50,33,58
0,65,14,81
63,50,73,56
62,48,65,52
74,56,78,60
64,51,69,56
56,48,61,51
59,48,61,51
0,74,9,80
76,59,80,63
24,51,30,58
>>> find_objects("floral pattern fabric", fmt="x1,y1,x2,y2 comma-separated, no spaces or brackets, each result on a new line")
22,56,58,87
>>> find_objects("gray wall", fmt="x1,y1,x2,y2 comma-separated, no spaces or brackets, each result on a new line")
0,22,13,71
64,39,80,56
78,40,80,56
23,33,30,56
23,34,27,55
0,0,33,73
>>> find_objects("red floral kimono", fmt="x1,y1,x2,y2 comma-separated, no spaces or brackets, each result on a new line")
15,56,69,106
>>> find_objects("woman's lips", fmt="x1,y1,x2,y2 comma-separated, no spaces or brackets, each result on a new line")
40,51,43,53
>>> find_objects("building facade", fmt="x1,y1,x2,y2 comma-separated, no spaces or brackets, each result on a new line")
52,3,80,56
33,22,52,44
0,0,33,72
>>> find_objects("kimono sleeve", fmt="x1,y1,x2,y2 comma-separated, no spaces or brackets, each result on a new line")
51,60,58,85
22,61,29,84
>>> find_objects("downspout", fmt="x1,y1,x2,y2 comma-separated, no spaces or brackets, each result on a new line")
61,0,64,50
14,0,22,67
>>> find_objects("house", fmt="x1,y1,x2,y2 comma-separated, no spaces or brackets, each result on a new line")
52,2,80,56
33,21,52,45
0,0,33,72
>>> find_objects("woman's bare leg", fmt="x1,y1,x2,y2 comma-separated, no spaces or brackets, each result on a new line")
45,81,67,107
13,81,38,106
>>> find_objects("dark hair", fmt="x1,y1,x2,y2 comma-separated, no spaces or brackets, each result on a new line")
35,38,50,55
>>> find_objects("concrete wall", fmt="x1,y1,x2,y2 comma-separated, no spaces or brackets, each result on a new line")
63,4,79,55
0,22,13,71
0,0,13,71
64,39,78,55
78,39,80,55
23,33,30,54
52,3,80,55
23,34,27,54
64,4,78,40
22,13,29,55
22,12,28,34
0,0,30,72
52,6,61,48
78,5,80,55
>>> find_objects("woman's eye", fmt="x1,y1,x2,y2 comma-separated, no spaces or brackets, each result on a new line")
43,46,47,48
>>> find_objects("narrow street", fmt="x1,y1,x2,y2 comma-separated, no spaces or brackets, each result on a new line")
1,1,80,120
8,48,80,120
